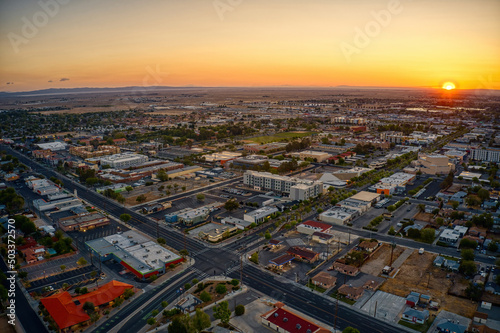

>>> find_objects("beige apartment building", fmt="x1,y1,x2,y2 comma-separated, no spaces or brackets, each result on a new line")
418,154,455,175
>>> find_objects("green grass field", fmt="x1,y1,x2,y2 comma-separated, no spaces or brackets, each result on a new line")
249,131,316,144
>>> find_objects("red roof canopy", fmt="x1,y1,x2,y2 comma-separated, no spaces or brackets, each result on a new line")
41,280,133,329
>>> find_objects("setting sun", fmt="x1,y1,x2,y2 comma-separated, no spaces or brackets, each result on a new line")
442,82,456,90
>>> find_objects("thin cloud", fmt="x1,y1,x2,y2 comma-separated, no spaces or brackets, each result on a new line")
6,82,13,85
60,78,70,82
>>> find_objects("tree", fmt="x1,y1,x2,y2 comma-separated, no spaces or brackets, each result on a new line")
83,301,95,315
387,205,396,212
179,249,189,257
420,229,435,243
196,193,205,201
125,186,133,192
250,252,259,264
161,301,168,308
264,231,272,240
227,302,244,317
147,317,156,325
157,237,166,245
136,194,147,203
388,226,396,236
200,291,212,302
168,317,187,333
460,238,478,249
157,169,168,182
123,288,134,299
90,271,97,278
459,261,477,276
191,308,211,332
449,200,459,210
417,204,425,212
224,199,239,212
215,283,227,294
213,301,231,325
231,279,239,286
461,249,475,261
477,188,490,202
60,265,66,272
120,214,131,223
77,257,87,266
407,228,421,239
184,283,191,290
343,328,360,333
487,242,498,252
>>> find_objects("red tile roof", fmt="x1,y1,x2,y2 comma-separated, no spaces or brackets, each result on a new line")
262,304,329,333
287,247,319,261
41,280,133,329
301,220,331,232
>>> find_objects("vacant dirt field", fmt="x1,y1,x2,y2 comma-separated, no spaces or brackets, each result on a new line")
380,251,477,318
125,191,162,206
360,244,404,275
414,212,434,223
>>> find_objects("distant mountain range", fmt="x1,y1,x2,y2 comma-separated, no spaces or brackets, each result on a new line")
0,86,186,97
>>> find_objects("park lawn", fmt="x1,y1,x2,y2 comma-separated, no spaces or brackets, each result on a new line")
250,131,316,144
328,290,356,305
398,319,433,333
306,283,326,293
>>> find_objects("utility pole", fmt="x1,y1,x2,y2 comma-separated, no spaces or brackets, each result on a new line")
240,254,243,285
334,295,339,331
183,231,187,253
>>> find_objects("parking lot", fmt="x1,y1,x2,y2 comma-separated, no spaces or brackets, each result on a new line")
359,291,406,322
21,255,83,281
26,265,96,293
148,194,222,220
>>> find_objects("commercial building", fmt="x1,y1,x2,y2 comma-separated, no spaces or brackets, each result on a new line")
372,172,415,195
199,225,238,242
337,198,371,213
418,154,455,175
243,171,323,199
289,182,323,201
58,212,110,232
232,155,269,168
86,231,182,280
99,153,148,169
471,148,500,163
286,246,319,263
244,206,279,224
221,217,253,230
41,280,134,331
290,150,332,162
204,151,242,165
459,171,483,181
261,302,330,333
69,145,120,158
36,141,68,151
350,191,381,204
297,220,332,235
318,206,358,224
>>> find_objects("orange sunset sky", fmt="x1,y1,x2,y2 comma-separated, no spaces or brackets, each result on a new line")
0,0,499,92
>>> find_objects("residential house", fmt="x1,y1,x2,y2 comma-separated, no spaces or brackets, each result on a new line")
363,280,382,291
434,256,446,267
311,272,337,289
402,308,429,324
330,262,360,276
437,320,467,333
337,284,364,300
358,240,378,252
406,292,420,307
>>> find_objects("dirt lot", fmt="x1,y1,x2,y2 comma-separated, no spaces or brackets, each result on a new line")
360,244,404,276
414,212,434,223
125,191,163,206
379,251,477,318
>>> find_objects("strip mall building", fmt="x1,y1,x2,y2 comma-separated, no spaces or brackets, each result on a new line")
86,230,182,280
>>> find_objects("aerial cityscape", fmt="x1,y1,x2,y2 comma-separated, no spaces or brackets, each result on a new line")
1,1,500,333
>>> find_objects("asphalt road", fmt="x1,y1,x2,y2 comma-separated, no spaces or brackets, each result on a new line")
232,265,406,333
0,258,48,333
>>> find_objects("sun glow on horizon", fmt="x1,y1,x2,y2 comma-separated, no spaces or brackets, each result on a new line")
442,82,456,90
